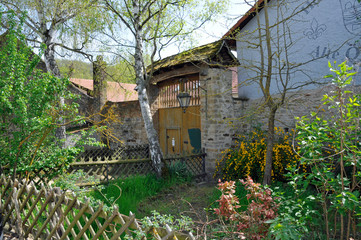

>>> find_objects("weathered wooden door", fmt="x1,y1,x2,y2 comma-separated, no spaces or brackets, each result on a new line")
159,106,201,155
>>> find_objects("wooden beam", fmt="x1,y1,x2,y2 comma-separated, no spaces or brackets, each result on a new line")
151,65,201,84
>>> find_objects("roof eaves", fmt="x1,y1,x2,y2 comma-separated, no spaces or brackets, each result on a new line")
222,0,266,40
150,40,224,73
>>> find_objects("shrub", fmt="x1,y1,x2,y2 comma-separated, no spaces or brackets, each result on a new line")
215,127,299,182
285,61,361,239
168,161,193,183
214,177,278,239
268,61,361,239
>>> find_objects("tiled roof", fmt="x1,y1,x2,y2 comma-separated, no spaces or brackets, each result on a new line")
70,78,138,102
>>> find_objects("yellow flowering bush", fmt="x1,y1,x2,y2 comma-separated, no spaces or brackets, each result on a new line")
214,127,300,182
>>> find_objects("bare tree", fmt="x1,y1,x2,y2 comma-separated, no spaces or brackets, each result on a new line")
226,0,334,185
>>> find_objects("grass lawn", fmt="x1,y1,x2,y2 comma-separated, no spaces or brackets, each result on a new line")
89,173,221,220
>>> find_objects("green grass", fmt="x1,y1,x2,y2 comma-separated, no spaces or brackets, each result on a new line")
90,172,193,216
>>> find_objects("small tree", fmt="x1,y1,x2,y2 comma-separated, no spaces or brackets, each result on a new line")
286,61,361,239
0,12,101,181
1,0,107,141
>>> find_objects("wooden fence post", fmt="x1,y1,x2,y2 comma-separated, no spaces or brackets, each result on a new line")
13,187,23,240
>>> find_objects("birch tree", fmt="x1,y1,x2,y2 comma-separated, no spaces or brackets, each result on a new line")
103,0,228,177
1,0,105,141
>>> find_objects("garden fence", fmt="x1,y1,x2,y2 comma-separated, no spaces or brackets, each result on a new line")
1,145,207,186
70,145,206,182
0,176,194,240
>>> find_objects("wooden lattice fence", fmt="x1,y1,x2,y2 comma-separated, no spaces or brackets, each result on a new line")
69,145,206,182
78,145,150,162
0,145,206,186
0,176,194,240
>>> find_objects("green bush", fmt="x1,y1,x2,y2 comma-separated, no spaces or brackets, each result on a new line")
270,61,361,239
0,11,102,180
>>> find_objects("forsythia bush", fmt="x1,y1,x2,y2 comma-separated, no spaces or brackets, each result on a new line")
215,127,299,182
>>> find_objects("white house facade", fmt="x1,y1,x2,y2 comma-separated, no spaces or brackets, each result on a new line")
227,0,361,100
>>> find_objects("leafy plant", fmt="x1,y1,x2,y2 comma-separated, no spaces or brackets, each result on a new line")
214,177,278,239
123,210,193,240
268,186,319,240
278,61,361,239
167,161,193,183
52,170,100,193
0,11,106,181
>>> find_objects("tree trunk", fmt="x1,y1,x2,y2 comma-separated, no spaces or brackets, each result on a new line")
262,106,277,185
137,84,164,177
43,38,66,145
133,1,163,177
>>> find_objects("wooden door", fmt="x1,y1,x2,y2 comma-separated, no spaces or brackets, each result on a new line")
158,106,201,155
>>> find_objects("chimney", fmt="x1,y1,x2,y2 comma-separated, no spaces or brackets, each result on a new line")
93,55,107,112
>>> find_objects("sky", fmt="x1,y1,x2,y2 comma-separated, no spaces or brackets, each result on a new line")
160,0,251,58
48,0,252,61
197,0,250,44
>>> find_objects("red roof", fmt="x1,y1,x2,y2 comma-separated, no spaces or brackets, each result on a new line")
70,78,138,102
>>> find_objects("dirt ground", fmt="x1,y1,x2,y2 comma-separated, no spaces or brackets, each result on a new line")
137,181,220,221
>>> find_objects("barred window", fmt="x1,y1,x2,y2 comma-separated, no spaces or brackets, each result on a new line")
158,77,200,109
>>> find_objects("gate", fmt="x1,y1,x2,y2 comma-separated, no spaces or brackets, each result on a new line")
158,106,201,155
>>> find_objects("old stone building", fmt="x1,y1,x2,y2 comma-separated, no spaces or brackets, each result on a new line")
146,40,239,174
64,57,147,148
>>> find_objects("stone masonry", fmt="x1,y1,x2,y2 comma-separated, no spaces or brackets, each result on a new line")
106,101,148,149
200,67,236,175
232,84,361,134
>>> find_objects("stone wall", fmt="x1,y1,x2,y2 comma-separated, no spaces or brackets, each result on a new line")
107,101,148,148
232,84,355,135
148,84,160,133
197,67,361,178
200,67,236,175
